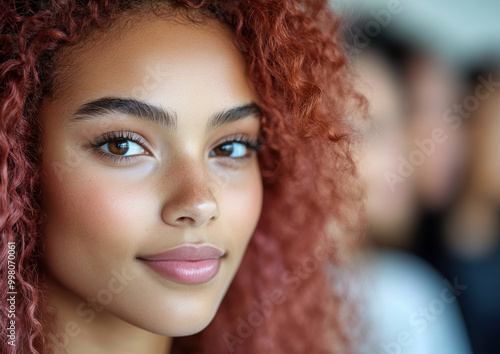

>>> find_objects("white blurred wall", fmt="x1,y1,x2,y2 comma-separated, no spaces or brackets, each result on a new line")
332,0,500,68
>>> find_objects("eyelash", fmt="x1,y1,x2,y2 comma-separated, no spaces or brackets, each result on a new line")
89,130,263,165
90,130,148,164
212,134,263,159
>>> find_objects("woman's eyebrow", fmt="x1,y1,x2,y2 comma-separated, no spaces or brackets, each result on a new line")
70,97,261,131
71,97,177,129
206,103,261,132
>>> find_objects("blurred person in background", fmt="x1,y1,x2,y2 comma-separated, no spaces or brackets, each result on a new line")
406,53,468,212
408,51,471,273
347,23,472,354
435,67,500,354
407,60,500,354
354,39,416,251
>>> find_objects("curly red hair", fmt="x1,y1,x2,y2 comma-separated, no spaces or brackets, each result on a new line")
0,1,365,353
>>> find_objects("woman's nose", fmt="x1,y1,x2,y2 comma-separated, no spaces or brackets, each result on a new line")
160,165,220,228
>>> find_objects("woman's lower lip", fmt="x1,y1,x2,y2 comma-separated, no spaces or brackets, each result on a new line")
140,259,221,284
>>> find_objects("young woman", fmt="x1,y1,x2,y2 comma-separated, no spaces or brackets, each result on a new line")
0,0,364,352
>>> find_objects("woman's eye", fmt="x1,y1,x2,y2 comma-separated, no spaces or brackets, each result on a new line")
210,142,249,158
100,139,146,156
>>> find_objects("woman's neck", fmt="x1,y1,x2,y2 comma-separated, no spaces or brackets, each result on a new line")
41,275,172,354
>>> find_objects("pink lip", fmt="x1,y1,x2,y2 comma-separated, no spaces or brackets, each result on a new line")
138,244,224,284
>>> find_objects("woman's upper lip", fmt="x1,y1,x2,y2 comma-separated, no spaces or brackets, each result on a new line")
137,243,225,261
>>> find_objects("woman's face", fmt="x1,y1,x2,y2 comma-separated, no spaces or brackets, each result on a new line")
39,14,263,337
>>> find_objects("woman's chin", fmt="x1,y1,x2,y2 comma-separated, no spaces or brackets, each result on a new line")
118,302,219,338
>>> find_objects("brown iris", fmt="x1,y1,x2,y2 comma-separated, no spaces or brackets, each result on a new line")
211,143,233,157
108,140,129,155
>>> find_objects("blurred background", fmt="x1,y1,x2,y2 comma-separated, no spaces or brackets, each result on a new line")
331,0,500,353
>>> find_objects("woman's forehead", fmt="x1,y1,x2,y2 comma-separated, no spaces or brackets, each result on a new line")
44,13,257,129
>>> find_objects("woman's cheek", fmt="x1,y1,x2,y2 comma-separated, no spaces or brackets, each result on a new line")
221,163,263,253
41,161,151,273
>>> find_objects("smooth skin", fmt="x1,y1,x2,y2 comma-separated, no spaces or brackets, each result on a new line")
39,12,263,354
